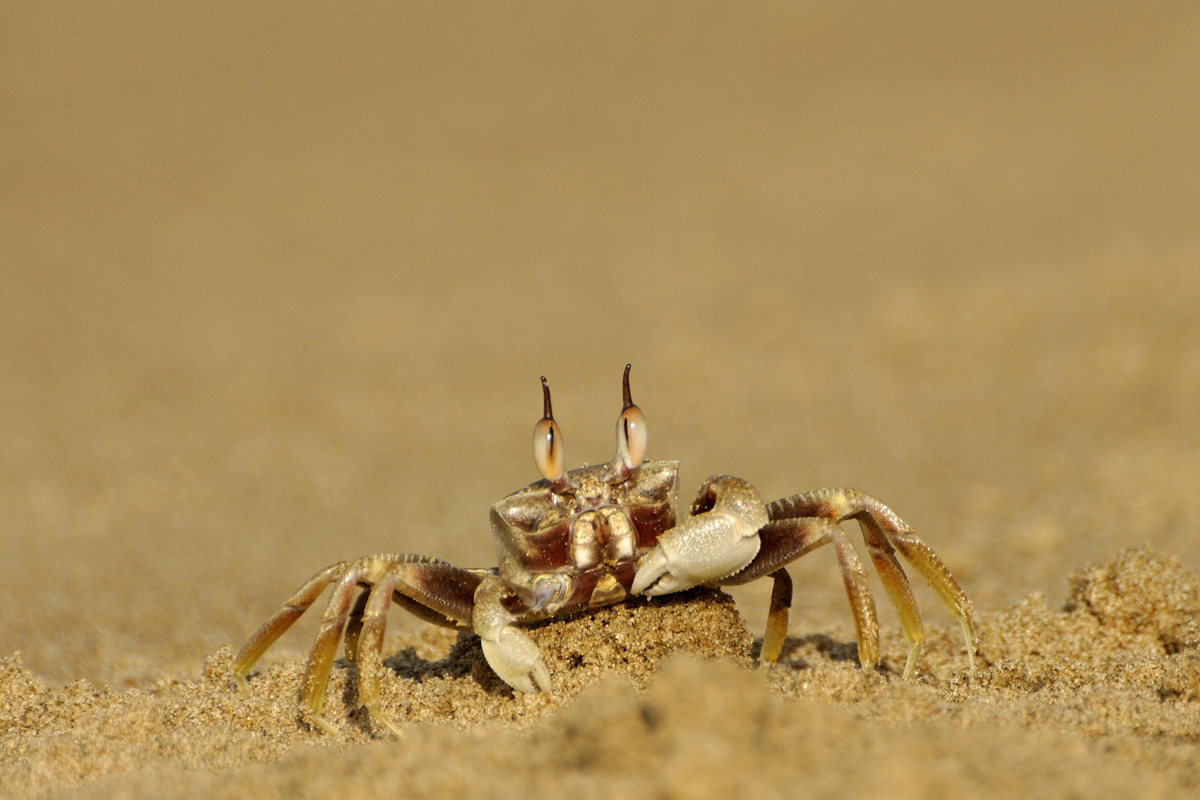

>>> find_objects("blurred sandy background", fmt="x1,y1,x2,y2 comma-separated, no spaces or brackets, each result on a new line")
3,1,1200,795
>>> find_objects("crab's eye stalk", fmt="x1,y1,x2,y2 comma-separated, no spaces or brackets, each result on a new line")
613,364,648,478
533,376,568,492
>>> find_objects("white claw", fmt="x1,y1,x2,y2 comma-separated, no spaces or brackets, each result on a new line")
633,476,768,596
480,626,553,694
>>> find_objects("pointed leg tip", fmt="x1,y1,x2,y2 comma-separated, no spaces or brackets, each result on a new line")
366,706,405,738
856,641,880,673
960,618,978,675
305,713,340,737
901,642,922,681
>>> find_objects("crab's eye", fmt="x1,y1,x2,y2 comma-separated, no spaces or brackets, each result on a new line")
616,403,647,471
614,364,648,473
533,417,565,484
533,376,567,489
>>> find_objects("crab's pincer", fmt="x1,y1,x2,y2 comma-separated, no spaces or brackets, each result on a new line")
633,476,767,595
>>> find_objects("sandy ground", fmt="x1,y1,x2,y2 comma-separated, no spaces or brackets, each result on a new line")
3,2,1200,796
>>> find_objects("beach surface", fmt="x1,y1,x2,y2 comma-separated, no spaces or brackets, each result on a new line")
3,3,1200,796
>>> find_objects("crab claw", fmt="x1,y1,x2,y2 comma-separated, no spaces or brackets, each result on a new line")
633,475,769,596
480,626,553,694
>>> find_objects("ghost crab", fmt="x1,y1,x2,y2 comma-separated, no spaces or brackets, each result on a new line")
233,366,976,735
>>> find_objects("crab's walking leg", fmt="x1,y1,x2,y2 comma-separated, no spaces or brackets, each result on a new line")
302,556,483,733
829,527,881,670
849,505,926,678
768,488,976,675
232,562,350,693
342,588,372,668
758,569,793,669
718,516,838,668
354,571,402,736
234,553,486,734
721,516,884,671
301,563,367,735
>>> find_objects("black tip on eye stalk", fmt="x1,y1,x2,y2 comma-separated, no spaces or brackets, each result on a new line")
540,376,554,420
622,364,633,408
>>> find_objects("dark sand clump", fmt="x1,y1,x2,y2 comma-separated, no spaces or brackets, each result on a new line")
3,547,1198,799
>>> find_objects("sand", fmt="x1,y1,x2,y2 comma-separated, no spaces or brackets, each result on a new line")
3,2,1200,797
4,549,1200,797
